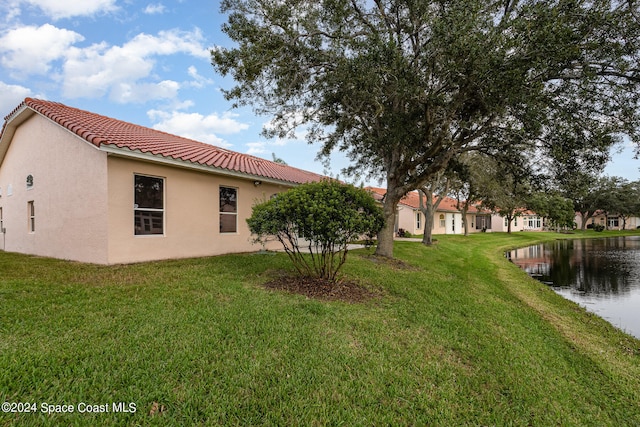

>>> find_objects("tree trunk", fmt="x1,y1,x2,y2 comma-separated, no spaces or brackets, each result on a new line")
506,214,512,234
375,198,398,258
423,206,435,245
462,206,469,236
579,211,593,230
419,187,446,246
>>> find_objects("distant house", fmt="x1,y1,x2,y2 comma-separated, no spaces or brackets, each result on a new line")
366,187,550,235
576,212,640,230
491,210,545,232
365,187,491,235
0,98,325,264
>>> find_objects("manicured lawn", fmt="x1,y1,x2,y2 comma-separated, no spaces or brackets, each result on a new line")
1,231,640,426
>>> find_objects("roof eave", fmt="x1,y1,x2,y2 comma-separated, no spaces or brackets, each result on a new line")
100,145,301,187
0,105,35,168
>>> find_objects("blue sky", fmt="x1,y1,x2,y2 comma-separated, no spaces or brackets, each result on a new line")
0,0,638,186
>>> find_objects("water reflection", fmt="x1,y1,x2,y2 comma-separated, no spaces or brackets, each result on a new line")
507,236,640,338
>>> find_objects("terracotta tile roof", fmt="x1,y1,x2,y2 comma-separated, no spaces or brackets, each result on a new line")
366,187,485,213
3,98,326,185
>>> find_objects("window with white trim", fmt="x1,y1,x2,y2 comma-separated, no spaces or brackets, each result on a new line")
439,214,445,228
416,212,422,230
0,206,4,232
527,216,541,228
27,201,35,233
134,175,164,235
220,186,238,233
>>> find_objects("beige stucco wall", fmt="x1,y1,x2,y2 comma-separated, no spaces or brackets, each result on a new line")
396,205,416,234
433,212,448,234
462,213,481,234
0,114,109,262
627,217,640,229
396,206,480,236
492,215,523,232
579,214,640,230
106,156,291,264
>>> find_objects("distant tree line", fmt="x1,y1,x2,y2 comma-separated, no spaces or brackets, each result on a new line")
418,152,640,239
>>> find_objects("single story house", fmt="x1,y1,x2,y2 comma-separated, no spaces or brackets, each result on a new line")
575,212,640,230
491,210,545,233
366,188,547,235
365,187,492,235
0,98,325,264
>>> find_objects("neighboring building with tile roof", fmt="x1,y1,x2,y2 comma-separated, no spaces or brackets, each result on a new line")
365,187,547,236
576,211,640,231
365,187,492,236
0,98,326,263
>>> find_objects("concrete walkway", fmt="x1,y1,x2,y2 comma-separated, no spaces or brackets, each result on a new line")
269,237,422,253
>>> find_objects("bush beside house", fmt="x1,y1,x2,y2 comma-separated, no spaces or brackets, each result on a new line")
247,180,384,281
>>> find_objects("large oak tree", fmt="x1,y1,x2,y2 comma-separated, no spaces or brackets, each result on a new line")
212,0,640,257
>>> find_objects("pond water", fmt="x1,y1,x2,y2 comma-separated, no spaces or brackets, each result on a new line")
506,236,640,339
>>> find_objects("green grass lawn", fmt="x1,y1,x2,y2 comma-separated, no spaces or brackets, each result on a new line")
1,230,640,426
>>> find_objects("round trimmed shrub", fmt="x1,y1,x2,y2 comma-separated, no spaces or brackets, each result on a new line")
247,180,384,281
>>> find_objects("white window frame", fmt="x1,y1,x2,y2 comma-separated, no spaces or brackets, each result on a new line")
416,212,421,230
219,186,238,234
134,174,165,236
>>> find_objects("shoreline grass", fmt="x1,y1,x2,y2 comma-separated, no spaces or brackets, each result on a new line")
1,230,640,426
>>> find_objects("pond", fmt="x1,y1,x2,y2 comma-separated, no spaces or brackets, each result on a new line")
506,236,640,339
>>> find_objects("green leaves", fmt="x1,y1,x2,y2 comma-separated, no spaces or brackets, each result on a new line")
527,192,575,230
214,0,640,256
247,180,384,280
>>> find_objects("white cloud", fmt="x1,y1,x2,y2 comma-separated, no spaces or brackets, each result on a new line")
0,21,211,107
263,110,312,142
185,65,214,88
0,24,84,76
61,28,209,102
148,109,250,147
246,142,268,155
110,80,180,103
0,81,33,118
23,0,118,19
1,1,22,23
144,3,166,14
171,99,195,110
123,29,209,59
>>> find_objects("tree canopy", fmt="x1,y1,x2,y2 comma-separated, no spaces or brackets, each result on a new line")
213,0,640,257
527,192,576,230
